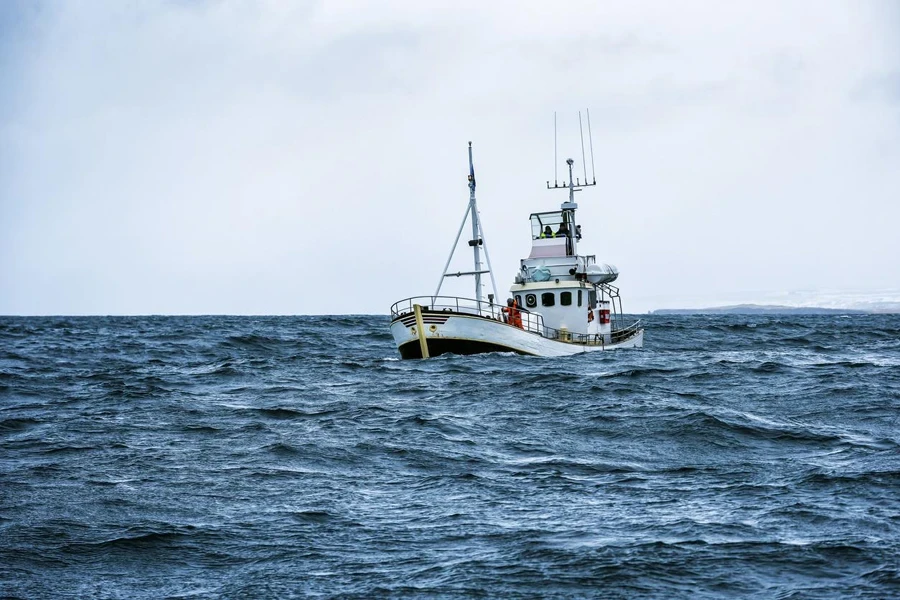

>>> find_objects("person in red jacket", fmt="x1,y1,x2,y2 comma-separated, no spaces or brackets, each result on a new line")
503,298,523,329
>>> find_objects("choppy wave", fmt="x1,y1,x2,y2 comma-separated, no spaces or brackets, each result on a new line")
1,314,899,598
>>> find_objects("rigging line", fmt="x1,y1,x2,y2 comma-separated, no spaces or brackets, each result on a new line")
586,108,596,184
434,202,472,297
554,111,558,185
579,111,588,184
476,211,500,303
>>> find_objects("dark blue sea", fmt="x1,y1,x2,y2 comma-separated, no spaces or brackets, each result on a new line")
1,314,898,599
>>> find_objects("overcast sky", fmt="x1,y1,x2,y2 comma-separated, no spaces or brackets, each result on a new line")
2,1,898,315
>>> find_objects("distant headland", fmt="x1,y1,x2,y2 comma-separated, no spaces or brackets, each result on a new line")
651,303,900,315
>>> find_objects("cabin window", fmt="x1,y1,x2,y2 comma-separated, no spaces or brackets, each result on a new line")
541,292,555,307
525,294,537,308
515,295,522,307
578,290,583,307
560,291,572,306
588,289,597,309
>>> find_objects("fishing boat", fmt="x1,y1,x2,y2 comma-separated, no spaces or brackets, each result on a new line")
389,129,643,358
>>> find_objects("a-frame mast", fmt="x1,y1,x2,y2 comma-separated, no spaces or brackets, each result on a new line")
434,142,499,305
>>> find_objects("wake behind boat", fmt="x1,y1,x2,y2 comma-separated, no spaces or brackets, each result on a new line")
389,128,643,359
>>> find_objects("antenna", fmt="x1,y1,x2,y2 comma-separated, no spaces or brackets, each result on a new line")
586,108,596,184
553,111,558,186
579,111,588,184
546,111,597,195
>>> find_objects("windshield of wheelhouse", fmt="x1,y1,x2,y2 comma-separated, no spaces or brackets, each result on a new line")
530,211,574,240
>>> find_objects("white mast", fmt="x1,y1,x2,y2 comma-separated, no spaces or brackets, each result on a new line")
469,143,483,304
434,142,499,305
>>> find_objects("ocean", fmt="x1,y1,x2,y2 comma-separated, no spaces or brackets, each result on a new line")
1,314,898,598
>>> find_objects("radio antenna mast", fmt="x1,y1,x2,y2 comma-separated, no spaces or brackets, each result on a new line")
579,111,588,184
586,108,596,184
546,111,597,196
553,112,558,186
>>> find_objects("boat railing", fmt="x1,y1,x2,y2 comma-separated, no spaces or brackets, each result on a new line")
390,295,548,334
611,320,643,343
390,296,642,346
544,319,642,346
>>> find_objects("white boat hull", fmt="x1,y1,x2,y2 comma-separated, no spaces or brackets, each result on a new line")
390,311,643,359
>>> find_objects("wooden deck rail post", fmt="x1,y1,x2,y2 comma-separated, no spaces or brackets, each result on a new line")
413,304,430,359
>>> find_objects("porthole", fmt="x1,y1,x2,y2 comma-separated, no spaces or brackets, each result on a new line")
541,292,555,307
560,291,572,306
578,289,583,307
525,294,537,308
515,294,522,307
429,325,437,332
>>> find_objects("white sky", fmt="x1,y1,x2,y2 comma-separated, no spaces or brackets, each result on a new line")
1,1,898,315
